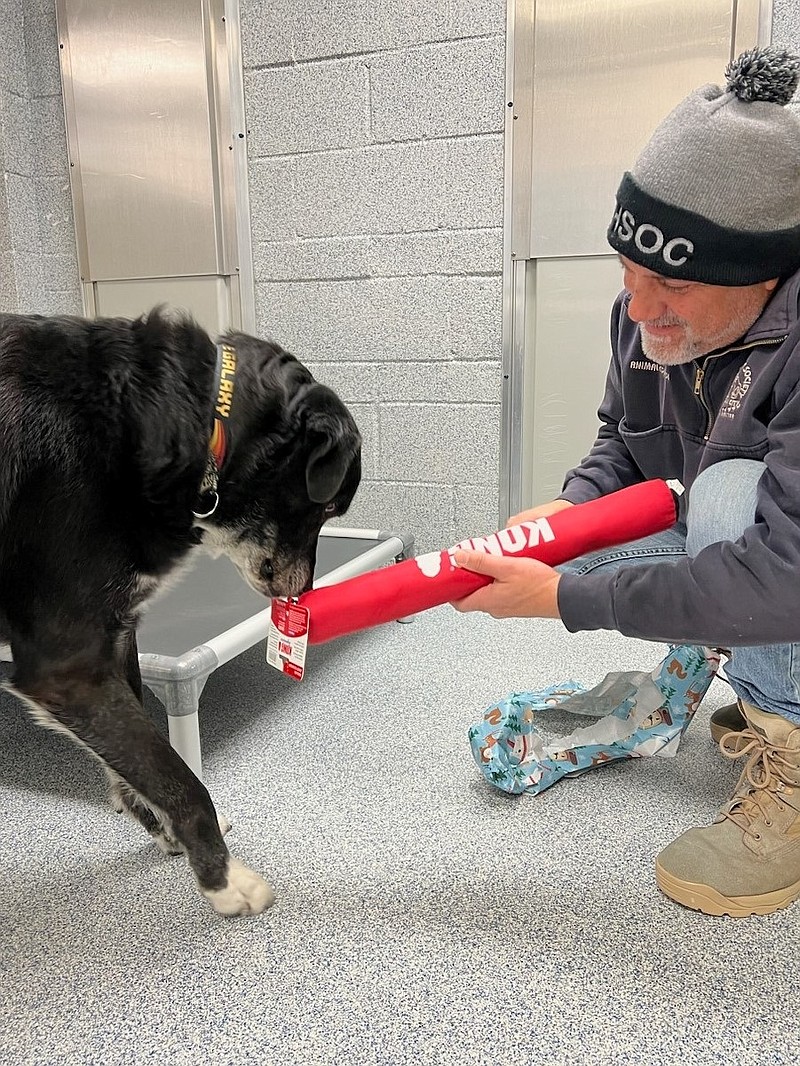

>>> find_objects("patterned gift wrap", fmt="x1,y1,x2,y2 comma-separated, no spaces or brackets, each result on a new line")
469,645,720,796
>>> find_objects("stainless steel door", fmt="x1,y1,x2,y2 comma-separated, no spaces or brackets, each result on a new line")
57,0,254,333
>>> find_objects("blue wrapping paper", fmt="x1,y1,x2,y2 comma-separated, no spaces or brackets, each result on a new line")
469,645,720,796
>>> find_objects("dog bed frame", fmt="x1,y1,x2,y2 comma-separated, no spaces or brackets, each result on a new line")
0,527,414,779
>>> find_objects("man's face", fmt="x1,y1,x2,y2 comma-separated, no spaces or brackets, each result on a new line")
619,255,779,366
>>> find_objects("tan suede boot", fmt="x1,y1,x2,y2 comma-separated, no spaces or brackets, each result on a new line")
709,700,746,744
656,701,800,916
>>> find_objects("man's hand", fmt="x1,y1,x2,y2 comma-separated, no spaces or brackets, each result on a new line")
450,552,562,619
505,498,574,528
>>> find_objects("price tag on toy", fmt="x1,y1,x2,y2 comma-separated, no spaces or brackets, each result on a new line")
266,598,309,681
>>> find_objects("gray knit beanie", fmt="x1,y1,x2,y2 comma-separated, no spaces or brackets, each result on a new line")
607,46,800,285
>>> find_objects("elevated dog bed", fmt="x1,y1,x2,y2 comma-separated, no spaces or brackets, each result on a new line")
0,527,414,778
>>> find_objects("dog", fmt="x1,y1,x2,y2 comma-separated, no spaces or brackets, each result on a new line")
0,307,361,915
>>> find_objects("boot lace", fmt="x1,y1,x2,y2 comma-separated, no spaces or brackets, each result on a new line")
718,728,796,835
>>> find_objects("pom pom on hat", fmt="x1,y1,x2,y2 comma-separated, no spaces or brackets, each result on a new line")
725,46,800,105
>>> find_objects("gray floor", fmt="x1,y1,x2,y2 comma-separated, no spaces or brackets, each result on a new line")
0,607,797,1066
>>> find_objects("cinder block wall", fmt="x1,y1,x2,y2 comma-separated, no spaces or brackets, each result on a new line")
239,1,507,550
5,2,800,553
0,0,81,315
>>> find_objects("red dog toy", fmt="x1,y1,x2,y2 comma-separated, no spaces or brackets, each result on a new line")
300,479,679,645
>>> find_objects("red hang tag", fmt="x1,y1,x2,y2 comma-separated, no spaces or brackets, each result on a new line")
266,598,310,681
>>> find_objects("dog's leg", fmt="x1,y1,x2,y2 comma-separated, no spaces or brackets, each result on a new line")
111,628,234,850
15,667,274,916
107,629,184,851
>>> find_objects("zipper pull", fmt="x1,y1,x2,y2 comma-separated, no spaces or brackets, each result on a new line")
694,366,705,395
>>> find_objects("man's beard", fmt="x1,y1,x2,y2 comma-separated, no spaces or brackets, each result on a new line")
640,294,769,366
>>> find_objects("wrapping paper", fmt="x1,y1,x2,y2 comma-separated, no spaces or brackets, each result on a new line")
469,645,720,795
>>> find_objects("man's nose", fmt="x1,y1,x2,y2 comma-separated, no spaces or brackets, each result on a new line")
626,279,666,323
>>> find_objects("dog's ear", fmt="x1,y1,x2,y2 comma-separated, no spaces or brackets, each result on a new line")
294,383,361,503
306,435,359,503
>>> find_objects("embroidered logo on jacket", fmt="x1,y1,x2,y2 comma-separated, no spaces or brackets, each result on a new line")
719,364,752,420
630,359,669,379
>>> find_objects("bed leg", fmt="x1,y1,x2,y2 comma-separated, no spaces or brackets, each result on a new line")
166,705,203,780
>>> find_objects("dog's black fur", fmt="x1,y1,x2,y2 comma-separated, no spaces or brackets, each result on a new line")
0,307,361,914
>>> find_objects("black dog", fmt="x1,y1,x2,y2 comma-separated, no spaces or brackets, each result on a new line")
0,308,361,915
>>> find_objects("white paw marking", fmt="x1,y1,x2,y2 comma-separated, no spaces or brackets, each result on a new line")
217,813,232,837
203,857,275,916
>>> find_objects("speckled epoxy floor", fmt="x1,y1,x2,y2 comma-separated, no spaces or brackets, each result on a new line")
1,608,797,1066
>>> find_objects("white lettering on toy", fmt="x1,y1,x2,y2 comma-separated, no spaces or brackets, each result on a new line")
413,519,557,580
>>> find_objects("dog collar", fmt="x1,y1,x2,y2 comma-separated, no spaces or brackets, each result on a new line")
193,342,237,519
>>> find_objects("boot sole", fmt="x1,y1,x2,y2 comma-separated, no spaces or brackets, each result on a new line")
655,859,800,917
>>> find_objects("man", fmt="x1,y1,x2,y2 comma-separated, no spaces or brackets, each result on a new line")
453,46,800,918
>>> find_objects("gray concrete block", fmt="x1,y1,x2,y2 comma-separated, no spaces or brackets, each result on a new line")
255,276,454,362
23,5,61,98
248,159,297,242
40,251,80,293
291,140,445,237
440,135,504,230
0,7,27,91
306,359,500,405
449,276,503,359
258,136,502,240
2,91,38,177
18,285,81,316
367,228,502,278
12,255,44,310
34,177,75,256
448,0,506,39
378,402,500,485
241,1,452,67
32,95,70,177
454,483,502,539
773,0,800,48
379,360,501,403
252,228,502,282
245,61,370,157
253,236,373,282
370,37,505,143
0,196,19,311
0,271,19,313
239,0,295,68
338,479,455,551
6,172,41,251
304,362,385,403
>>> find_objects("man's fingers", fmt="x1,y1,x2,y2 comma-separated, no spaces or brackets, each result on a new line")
453,549,499,575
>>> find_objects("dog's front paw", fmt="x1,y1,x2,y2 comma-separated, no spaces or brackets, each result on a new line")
203,857,275,916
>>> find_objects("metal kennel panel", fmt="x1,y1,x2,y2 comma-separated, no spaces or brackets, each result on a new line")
57,0,255,333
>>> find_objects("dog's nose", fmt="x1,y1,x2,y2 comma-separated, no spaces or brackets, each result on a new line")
260,559,274,582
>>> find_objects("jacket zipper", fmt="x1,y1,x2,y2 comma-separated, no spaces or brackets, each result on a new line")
693,335,787,440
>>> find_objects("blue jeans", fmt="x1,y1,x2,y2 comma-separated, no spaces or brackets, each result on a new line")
559,459,800,725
